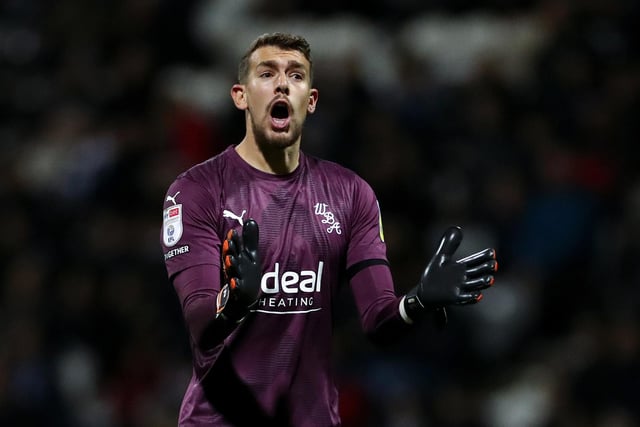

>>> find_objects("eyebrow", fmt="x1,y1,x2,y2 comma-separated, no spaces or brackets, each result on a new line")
256,59,306,71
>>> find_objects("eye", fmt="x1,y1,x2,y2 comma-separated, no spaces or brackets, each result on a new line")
259,71,273,78
291,72,304,80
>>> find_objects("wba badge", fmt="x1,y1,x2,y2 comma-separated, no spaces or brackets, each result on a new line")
163,204,183,247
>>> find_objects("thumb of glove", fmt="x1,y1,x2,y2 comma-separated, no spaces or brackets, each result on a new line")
242,219,260,262
432,226,462,267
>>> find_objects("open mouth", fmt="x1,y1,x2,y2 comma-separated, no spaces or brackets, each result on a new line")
270,100,290,130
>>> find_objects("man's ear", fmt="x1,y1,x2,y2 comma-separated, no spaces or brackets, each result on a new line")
307,88,319,114
231,84,247,110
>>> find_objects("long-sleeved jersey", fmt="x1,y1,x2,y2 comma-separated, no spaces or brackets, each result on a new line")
160,145,409,426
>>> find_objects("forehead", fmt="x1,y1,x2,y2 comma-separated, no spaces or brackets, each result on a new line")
248,45,310,70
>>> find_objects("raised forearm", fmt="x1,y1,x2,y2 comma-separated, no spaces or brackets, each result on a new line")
173,265,238,349
350,263,412,346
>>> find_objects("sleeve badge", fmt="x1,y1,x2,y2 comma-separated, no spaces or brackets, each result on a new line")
163,204,183,247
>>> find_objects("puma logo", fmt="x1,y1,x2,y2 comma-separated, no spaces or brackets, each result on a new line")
223,209,246,226
166,191,181,206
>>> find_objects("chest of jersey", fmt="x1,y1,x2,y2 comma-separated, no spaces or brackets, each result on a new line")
219,173,349,314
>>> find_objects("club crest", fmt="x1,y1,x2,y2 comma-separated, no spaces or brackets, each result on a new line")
163,204,183,247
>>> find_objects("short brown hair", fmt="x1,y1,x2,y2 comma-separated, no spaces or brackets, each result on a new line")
237,32,313,84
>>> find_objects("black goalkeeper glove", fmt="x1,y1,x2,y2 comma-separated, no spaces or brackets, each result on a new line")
403,226,498,328
216,219,262,323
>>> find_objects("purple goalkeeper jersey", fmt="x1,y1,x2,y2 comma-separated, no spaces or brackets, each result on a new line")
161,145,396,426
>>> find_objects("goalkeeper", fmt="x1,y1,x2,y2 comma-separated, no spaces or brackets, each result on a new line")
160,32,498,427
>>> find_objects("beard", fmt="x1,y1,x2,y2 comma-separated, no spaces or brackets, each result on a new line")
251,114,303,151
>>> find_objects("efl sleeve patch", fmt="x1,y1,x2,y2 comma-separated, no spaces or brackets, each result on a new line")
163,204,183,247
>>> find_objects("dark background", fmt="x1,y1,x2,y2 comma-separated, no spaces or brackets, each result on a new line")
1,0,639,426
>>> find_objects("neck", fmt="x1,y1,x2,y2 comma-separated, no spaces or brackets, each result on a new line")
235,137,300,175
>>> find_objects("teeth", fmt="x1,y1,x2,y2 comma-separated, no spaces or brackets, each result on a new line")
272,116,289,129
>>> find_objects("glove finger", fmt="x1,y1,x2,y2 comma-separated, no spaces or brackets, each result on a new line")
229,228,242,252
457,292,483,305
222,233,238,259
434,226,462,264
223,229,241,279
224,254,240,278
456,248,496,267
462,275,494,291
465,260,498,278
242,219,260,261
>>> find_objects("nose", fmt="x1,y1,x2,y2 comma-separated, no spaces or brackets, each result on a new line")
275,74,289,95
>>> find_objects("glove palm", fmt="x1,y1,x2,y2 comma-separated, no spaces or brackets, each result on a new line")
404,226,498,326
217,219,262,322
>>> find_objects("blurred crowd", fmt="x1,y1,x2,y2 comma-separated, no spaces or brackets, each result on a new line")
1,0,639,426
